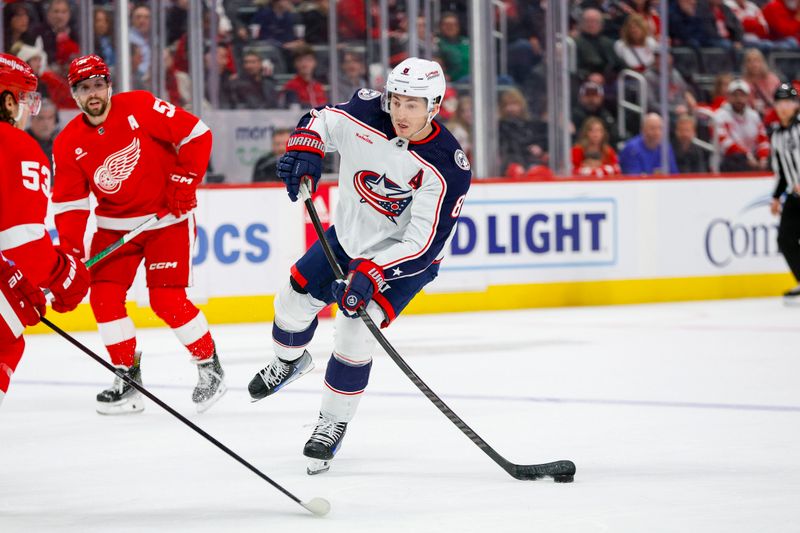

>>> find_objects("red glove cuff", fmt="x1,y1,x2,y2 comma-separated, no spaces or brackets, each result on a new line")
350,258,386,294
286,128,325,158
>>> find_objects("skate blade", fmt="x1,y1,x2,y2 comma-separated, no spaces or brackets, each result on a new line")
249,360,315,403
195,382,228,413
783,297,800,307
96,393,145,415
306,458,331,476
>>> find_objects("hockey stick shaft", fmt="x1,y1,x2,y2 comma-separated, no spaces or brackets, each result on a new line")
39,316,329,514
299,181,574,481
84,211,170,269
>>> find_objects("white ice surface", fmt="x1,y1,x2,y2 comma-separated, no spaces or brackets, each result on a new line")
2,298,799,532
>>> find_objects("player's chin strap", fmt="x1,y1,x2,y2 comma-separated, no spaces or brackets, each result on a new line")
297,179,576,483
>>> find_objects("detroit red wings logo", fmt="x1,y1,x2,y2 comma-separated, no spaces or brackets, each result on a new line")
93,137,141,194
353,170,412,223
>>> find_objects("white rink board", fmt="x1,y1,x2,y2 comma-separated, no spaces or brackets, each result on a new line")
432,176,783,291
45,176,783,299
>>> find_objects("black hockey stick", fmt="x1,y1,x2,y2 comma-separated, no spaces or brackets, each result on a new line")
299,182,575,482
39,316,331,516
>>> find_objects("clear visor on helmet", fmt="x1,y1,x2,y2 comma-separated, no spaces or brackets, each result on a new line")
18,91,42,116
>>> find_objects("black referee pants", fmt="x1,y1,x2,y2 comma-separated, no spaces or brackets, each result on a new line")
778,194,800,283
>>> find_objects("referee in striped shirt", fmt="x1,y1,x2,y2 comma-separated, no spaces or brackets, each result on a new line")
769,83,800,304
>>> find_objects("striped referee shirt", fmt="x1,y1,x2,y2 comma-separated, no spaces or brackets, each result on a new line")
771,113,800,198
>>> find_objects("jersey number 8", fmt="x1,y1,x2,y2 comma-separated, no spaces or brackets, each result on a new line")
21,161,51,197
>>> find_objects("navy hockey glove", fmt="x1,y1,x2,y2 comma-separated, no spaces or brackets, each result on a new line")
332,258,386,317
277,128,324,202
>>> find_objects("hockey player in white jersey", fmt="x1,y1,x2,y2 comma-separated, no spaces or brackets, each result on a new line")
248,57,472,474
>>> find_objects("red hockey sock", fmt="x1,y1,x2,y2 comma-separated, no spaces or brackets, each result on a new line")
106,339,137,368
186,332,215,360
150,287,215,359
0,336,24,394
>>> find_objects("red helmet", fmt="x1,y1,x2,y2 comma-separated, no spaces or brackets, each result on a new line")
68,54,110,87
0,53,38,94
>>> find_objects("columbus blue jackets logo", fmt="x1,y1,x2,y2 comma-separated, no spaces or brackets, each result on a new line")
353,170,413,223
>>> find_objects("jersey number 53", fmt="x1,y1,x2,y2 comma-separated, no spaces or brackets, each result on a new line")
21,161,51,197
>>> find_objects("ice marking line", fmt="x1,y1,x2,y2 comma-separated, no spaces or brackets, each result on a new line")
12,379,800,413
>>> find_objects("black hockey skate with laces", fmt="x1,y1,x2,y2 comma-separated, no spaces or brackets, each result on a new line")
96,352,144,415
304,412,348,475
192,352,226,413
248,350,314,401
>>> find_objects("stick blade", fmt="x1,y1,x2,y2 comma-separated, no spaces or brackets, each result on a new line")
511,460,576,482
302,497,331,516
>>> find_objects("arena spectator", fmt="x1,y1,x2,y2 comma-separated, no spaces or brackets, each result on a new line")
673,114,710,173
741,48,782,116
25,99,59,168
713,79,770,171
36,0,80,72
296,0,329,45
506,0,545,85
281,45,327,108
571,116,621,177
129,4,151,78
252,128,292,182
3,3,40,52
762,0,800,46
644,49,697,119
231,50,280,109
707,72,735,110
723,0,789,50
575,8,622,81
614,14,658,73
207,46,236,109
605,0,661,39
337,0,380,41
708,0,744,48
498,87,548,176
571,80,619,146
669,0,742,50
619,113,679,175
338,51,368,99
437,12,470,82
15,43,75,110
252,0,301,48
94,7,115,67
445,93,473,160
129,43,148,91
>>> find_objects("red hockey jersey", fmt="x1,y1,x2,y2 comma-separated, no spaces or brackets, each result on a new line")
51,91,212,256
0,122,61,286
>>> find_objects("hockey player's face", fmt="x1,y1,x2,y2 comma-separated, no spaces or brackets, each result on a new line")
74,78,110,117
390,94,430,139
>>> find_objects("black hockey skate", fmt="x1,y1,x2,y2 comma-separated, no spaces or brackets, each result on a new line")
96,353,144,415
783,286,800,306
303,412,348,475
248,350,314,401
192,352,227,413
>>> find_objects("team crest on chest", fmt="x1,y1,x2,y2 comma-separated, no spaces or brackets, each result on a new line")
353,170,412,223
93,137,141,194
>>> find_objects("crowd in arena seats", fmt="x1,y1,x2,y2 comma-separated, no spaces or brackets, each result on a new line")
3,0,800,180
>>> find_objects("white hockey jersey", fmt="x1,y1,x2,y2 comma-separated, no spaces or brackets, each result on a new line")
300,88,473,280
